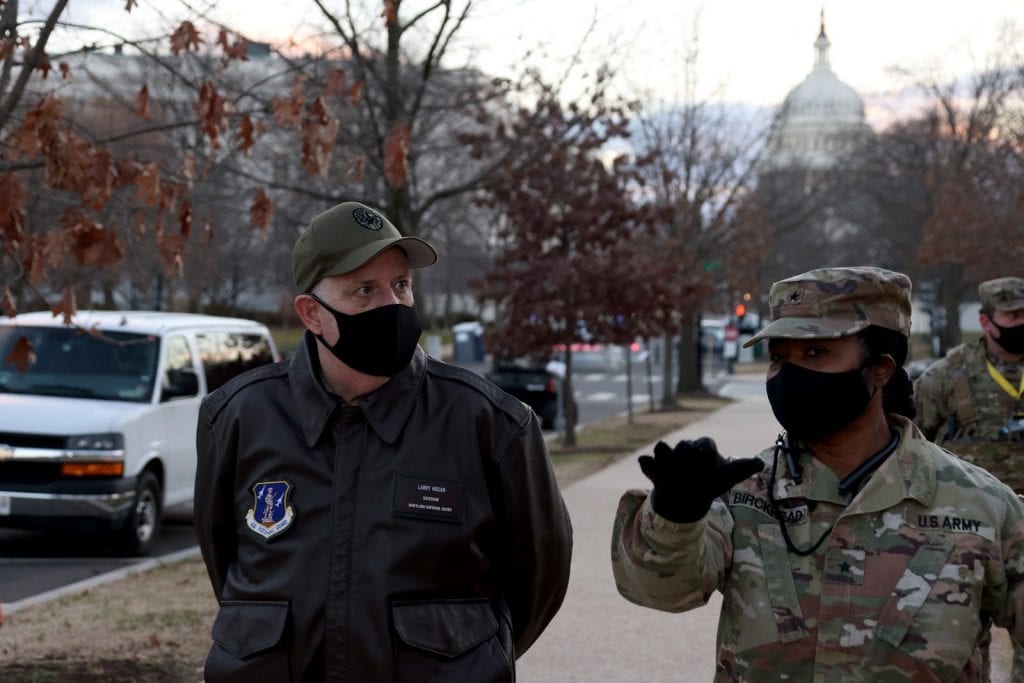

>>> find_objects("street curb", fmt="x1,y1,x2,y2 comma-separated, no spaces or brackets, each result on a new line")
2,545,203,617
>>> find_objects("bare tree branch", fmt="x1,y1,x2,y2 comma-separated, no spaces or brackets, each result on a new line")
0,0,68,134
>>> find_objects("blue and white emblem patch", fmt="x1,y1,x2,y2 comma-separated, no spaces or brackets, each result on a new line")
245,480,295,540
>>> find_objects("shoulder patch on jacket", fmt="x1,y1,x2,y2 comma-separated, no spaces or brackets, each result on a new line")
201,360,289,424
424,358,532,427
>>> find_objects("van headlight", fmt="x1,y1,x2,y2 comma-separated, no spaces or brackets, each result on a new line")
62,433,126,477
65,433,125,453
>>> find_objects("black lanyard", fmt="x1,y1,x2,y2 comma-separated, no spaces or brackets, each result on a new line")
766,431,899,556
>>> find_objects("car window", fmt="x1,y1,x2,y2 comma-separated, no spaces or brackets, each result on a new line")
160,334,197,398
0,326,159,402
197,332,275,392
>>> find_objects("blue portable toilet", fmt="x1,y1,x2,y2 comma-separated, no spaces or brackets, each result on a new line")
452,321,485,362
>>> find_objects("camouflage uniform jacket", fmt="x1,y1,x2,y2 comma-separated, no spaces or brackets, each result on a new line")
914,339,1024,491
611,416,1024,682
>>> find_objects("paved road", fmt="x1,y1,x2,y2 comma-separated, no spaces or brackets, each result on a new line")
0,506,198,605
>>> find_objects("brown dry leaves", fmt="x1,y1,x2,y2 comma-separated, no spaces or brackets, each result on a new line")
4,336,35,372
384,121,411,188
50,286,76,325
250,188,274,233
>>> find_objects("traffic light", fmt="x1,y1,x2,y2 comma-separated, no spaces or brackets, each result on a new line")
734,303,746,320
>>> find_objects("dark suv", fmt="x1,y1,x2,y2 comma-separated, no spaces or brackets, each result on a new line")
485,358,558,430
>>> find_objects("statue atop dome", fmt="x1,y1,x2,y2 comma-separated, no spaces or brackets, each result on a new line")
764,12,871,170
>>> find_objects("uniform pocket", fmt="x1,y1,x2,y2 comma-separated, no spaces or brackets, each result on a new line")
874,533,981,674
392,598,513,683
756,524,810,643
205,600,291,683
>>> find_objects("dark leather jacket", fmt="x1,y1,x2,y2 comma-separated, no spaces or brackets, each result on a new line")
195,334,572,682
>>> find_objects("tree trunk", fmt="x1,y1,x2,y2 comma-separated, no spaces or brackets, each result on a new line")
675,319,704,396
561,348,577,447
660,331,677,409
102,282,116,309
941,265,964,353
443,238,455,331
644,338,656,413
625,347,634,425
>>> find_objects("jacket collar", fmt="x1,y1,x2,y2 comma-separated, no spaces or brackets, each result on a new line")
289,332,425,447
289,332,340,448
770,415,936,512
357,346,425,445
845,415,937,514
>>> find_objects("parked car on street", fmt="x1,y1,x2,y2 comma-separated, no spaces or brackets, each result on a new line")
0,310,279,555
486,356,559,430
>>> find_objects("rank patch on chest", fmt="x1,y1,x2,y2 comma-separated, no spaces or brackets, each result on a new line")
245,480,295,540
392,475,465,522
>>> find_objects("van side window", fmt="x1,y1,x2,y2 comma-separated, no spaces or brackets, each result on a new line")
197,332,275,392
161,335,197,399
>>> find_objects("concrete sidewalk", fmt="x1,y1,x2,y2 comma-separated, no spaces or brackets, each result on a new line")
517,374,1013,682
517,375,779,681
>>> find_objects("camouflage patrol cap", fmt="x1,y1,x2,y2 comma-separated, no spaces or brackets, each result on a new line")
743,266,912,347
979,277,1024,313
292,201,437,292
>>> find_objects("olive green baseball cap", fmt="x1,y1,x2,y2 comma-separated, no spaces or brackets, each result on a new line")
743,266,912,347
979,277,1024,312
292,201,437,292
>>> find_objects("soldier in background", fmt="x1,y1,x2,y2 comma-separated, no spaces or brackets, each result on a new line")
914,276,1024,472
612,266,1024,681
914,276,1024,680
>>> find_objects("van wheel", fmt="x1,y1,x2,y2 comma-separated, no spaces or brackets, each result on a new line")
116,471,162,556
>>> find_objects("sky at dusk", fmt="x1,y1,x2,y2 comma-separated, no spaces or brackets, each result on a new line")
63,0,1024,109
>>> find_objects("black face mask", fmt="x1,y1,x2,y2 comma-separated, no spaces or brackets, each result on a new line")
766,362,872,441
991,320,1024,355
309,294,421,377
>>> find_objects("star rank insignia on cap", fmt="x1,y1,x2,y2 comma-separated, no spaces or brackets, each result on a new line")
245,480,295,540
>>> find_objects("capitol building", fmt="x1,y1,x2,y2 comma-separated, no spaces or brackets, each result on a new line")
764,15,871,170
755,14,881,297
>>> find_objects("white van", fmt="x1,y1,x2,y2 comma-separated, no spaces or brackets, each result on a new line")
0,310,280,555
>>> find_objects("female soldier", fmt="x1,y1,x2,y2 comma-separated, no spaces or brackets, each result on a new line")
611,266,1024,682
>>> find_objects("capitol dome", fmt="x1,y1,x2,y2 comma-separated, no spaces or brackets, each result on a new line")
765,16,871,170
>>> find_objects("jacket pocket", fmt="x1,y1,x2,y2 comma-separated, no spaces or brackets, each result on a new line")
205,600,291,683
392,598,513,683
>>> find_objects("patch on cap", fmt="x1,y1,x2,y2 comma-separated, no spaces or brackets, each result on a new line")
352,206,384,231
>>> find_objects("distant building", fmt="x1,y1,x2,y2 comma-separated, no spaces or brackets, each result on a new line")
763,13,871,171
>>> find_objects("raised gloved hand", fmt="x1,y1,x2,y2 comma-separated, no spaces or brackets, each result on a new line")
638,437,764,523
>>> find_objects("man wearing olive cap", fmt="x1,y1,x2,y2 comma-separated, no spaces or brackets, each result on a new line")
915,276,1024,679
611,266,1024,681
194,201,572,682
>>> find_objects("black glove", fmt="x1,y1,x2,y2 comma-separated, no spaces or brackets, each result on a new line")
638,437,764,523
